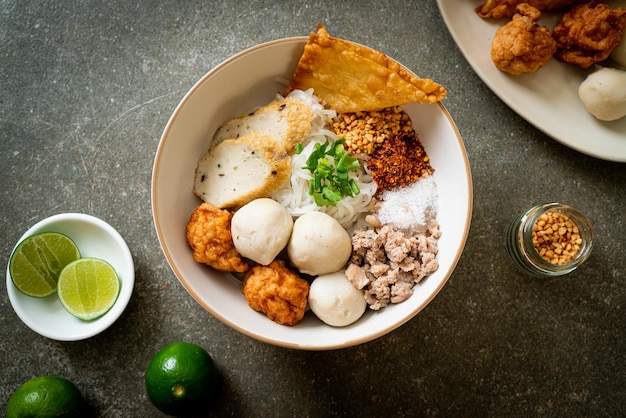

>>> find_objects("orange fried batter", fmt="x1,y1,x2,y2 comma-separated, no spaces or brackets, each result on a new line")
476,0,583,19
285,24,446,112
186,202,250,273
491,4,557,75
242,260,309,326
553,2,626,69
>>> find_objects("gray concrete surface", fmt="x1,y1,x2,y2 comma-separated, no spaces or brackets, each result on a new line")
2,1,625,416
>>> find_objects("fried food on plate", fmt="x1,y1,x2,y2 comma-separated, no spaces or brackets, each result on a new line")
242,260,309,326
553,2,626,69
186,202,250,273
285,24,446,112
490,4,557,75
476,0,584,19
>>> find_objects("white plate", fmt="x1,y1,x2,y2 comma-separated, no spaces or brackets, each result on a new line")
152,37,472,350
6,213,135,341
437,0,626,162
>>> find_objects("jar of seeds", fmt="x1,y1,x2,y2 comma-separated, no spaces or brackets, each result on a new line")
506,203,594,277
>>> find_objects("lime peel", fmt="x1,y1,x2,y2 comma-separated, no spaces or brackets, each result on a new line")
145,342,219,416
6,375,84,418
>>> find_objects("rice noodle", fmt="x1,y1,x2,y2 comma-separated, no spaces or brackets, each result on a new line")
271,89,377,230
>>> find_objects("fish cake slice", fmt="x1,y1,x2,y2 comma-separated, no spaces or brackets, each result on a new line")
212,96,315,154
193,132,291,209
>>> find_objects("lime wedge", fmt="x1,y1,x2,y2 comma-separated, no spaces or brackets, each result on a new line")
9,232,81,297
57,258,121,321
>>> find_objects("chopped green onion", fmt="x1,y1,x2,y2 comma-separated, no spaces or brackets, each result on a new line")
301,138,362,207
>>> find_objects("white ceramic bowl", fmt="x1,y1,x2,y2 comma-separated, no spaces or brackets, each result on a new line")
152,37,472,350
6,213,135,341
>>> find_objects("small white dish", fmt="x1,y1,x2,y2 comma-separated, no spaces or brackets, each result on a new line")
6,213,135,341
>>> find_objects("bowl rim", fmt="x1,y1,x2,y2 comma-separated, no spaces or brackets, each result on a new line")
6,213,135,341
151,36,473,349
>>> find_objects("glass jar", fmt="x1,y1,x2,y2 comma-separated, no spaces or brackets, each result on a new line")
506,203,594,277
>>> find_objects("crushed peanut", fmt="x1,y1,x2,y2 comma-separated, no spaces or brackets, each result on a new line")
332,106,415,156
532,211,582,265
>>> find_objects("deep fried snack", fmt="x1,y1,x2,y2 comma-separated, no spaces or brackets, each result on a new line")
186,202,250,273
490,4,557,75
476,0,583,19
553,2,626,69
242,260,309,326
285,24,446,112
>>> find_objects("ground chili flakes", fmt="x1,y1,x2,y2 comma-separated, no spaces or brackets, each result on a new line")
366,133,433,193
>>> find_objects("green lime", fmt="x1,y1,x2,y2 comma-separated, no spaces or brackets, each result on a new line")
57,258,121,321
9,232,81,297
6,375,84,418
145,342,219,416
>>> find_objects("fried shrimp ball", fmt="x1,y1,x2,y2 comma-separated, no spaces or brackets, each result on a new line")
186,202,249,273
553,2,626,69
490,4,557,75
242,260,309,326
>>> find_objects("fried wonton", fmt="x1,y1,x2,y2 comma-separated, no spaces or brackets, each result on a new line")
285,24,446,113
553,2,626,69
476,0,584,19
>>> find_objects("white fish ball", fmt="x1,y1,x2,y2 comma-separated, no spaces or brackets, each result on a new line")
578,67,626,121
231,198,293,265
309,270,366,327
287,211,352,276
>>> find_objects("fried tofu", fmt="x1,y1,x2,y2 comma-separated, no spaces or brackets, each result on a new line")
285,24,446,112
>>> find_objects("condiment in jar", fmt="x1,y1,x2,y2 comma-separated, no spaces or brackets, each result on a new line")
506,203,594,277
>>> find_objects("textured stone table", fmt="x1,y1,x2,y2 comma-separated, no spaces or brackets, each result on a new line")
2,1,625,416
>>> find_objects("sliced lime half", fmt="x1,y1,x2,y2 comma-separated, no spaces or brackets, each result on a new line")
9,232,81,297
57,258,121,321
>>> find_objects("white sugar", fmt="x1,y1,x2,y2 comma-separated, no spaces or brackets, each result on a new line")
377,175,438,230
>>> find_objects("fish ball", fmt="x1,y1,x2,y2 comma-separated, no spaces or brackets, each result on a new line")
578,67,626,121
287,211,351,276
231,198,293,265
309,270,366,327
